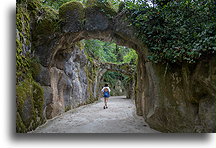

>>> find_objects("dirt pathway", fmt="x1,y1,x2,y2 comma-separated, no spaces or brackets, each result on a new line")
31,96,159,133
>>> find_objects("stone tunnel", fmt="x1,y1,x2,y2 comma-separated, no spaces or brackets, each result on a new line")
16,0,216,132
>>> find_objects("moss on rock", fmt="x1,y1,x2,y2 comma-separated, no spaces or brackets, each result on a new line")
59,1,85,20
31,60,41,80
32,81,44,119
75,41,85,50
34,6,59,37
86,0,117,17
59,1,85,32
16,0,48,133
16,112,27,133
27,0,41,11
16,78,45,133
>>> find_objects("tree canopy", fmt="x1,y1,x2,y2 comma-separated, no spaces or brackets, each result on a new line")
125,0,216,63
84,39,138,65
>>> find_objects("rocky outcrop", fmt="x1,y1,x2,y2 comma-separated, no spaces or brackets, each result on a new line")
41,44,99,119
136,55,216,132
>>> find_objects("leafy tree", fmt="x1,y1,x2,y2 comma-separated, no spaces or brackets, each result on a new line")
84,39,137,92
125,0,216,63
84,39,137,64
123,50,138,64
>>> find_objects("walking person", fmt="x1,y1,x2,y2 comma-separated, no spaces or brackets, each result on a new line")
101,84,111,109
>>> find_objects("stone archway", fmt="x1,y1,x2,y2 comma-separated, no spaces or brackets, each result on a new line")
95,62,136,98
33,1,216,132
35,1,148,67
34,1,154,120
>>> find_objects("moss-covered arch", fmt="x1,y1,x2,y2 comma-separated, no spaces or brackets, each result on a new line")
17,0,216,133
33,0,154,119
39,0,149,68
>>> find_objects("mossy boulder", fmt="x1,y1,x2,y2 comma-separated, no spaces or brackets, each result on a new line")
16,78,45,133
59,1,85,33
86,0,117,17
84,0,117,31
59,0,117,32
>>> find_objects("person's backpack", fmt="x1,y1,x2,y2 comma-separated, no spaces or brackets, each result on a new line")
103,88,110,97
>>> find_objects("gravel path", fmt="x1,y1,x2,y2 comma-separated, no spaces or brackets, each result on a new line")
31,96,159,133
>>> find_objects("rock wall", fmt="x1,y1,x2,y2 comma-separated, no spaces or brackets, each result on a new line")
35,43,99,119
16,0,99,132
136,55,216,132
16,0,215,133
16,1,46,133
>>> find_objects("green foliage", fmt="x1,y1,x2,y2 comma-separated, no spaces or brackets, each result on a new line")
125,0,216,63
123,50,138,64
84,39,137,64
102,71,125,92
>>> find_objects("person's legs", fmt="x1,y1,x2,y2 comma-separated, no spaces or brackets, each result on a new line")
104,97,106,109
106,98,109,108
105,98,107,107
103,97,108,108
105,97,108,108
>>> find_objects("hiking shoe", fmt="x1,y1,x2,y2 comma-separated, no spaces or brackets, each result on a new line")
103,106,106,109
106,106,108,109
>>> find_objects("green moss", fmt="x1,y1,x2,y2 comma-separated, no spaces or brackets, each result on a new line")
16,79,32,113
75,41,85,50
32,81,44,119
16,5,30,35
16,1,46,133
16,78,45,133
16,112,27,133
59,1,85,20
83,58,99,105
86,0,117,17
34,6,60,36
85,96,97,105
31,60,41,79
16,4,32,82
27,0,41,11
65,106,71,112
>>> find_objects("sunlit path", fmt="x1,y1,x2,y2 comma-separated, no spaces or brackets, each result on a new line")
31,96,159,133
